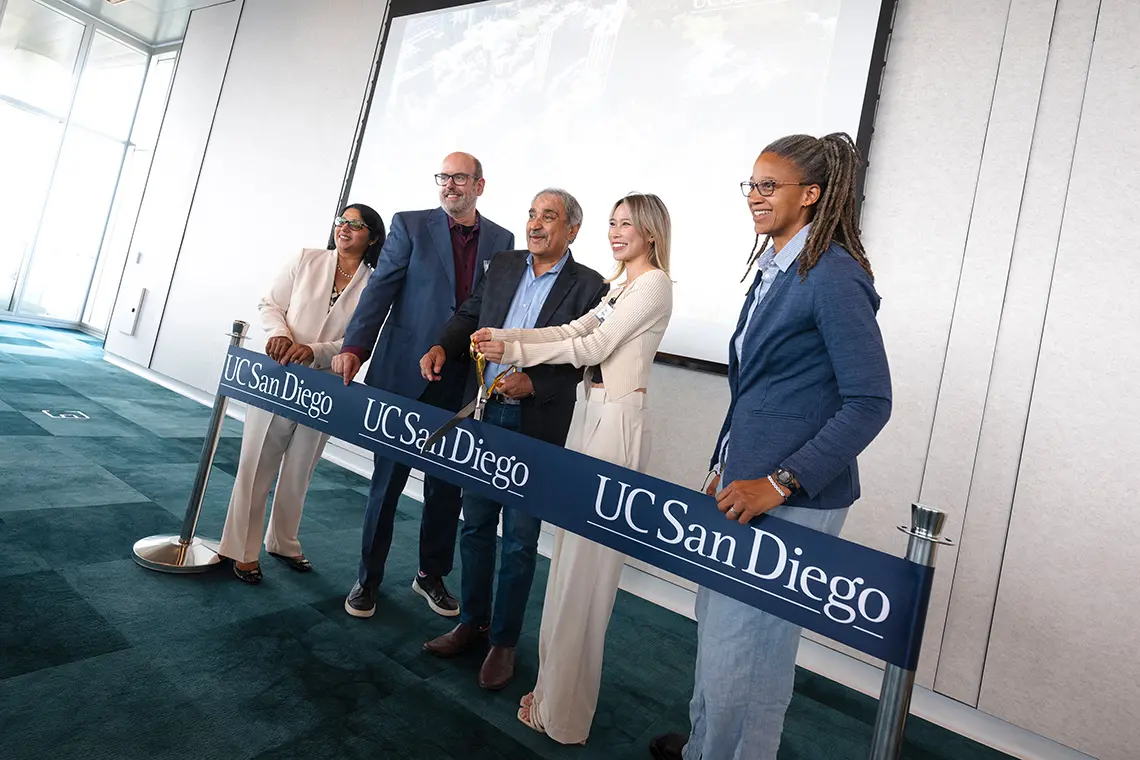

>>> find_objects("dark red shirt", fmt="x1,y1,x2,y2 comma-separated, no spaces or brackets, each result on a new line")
449,214,481,307
341,212,481,364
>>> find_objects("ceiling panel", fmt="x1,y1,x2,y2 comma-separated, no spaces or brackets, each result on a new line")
50,0,234,46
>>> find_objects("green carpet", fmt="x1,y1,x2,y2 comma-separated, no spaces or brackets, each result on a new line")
0,321,1011,760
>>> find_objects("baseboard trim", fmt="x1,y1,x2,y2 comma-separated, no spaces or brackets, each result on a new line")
102,351,1092,760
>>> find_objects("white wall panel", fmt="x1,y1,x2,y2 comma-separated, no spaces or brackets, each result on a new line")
909,0,1057,696
149,0,387,393
936,0,1101,706
800,0,1013,684
978,1,1140,758
104,0,242,367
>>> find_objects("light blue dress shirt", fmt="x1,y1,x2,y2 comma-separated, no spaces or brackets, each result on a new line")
718,224,811,469
483,250,570,393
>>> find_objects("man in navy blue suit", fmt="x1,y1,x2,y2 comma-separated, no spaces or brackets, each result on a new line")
333,152,515,620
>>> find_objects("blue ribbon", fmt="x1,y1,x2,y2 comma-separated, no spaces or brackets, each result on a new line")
218,346,933,669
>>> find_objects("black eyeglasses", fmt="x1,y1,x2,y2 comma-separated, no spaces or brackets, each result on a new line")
334,216,369,231
740,180,812,197
435,173,478,186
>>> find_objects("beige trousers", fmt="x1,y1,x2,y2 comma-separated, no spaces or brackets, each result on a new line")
218,405,329,563
531,387,650,744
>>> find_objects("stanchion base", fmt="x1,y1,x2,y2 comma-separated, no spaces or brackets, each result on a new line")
132,535,223,573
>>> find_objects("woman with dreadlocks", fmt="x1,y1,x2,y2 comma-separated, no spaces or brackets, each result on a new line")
650,133,893,760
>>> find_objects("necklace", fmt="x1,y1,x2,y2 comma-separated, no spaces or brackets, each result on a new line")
336,256,358,280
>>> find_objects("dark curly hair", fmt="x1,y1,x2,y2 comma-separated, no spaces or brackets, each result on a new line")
742,132,872,282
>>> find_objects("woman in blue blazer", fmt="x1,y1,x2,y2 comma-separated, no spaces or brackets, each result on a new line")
651,133,892,760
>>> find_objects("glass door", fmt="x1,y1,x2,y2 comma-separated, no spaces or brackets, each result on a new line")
16,30,148,323
82,51,177,332
0,0,176,333
0,0,85,312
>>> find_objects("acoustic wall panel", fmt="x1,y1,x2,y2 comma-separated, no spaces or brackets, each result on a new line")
935,0,1102,706
912,0,1058,695
978,1,1140,758
801,0,1014,683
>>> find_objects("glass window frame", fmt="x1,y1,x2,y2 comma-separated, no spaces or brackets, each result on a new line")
0,0,181,334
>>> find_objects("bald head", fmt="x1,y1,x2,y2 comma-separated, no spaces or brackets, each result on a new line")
443,152,482,179
438,152,485,224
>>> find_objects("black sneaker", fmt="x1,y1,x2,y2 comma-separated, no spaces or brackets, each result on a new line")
412,574,460,617
344,582,377,618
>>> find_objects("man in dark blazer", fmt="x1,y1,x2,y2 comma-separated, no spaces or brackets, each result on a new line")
333,152,515,621
415,188,606,690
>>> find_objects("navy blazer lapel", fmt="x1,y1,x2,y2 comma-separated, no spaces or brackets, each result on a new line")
473,221,502,292
486,254,526,328
728,268,763,371
535,254,577,327
428,208,456,296
738,270,795,382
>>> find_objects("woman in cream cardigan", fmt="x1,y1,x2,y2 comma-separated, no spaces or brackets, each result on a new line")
473,192,673,744
219,203,385,583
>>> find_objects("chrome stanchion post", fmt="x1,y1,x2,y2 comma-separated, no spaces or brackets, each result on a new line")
868,503,953,760
132,320,249,573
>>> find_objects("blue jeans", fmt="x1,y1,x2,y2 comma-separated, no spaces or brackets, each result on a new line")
458,401,542,647
684,504,849,760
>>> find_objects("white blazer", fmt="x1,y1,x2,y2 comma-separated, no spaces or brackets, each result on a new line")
259,247,371,370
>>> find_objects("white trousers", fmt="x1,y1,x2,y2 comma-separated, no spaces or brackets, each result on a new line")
218,405,329,564
531,387,650,745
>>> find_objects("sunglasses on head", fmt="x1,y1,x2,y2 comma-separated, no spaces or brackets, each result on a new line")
334,216,369,231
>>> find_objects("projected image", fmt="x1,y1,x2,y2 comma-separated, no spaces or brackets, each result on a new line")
350,0,883,364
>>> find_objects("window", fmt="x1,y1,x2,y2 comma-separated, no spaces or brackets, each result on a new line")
18,125,126,321
71,32,149,140
0,0,84,116
83,51,177,330
0,0,179,331
0,103,62,311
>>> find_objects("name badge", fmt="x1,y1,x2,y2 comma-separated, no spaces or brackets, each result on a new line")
595,302,615,323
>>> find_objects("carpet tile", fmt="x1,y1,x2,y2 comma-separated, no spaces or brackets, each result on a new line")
0,570,132,679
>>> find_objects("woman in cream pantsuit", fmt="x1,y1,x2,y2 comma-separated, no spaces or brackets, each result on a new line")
219,204,385,584
474,193,674,745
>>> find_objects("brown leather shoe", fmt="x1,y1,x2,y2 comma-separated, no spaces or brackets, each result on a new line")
478,645,516,690
423,623,488,658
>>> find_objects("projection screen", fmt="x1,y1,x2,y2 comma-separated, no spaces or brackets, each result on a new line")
343,0,892,367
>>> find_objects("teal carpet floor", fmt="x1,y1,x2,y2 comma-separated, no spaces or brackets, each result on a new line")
0,321,1012,760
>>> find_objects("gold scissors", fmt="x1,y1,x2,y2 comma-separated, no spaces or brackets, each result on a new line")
420,339,518,452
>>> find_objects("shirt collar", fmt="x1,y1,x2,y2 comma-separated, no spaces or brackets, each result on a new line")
525,249,570,276
770,223,811,273
448,211,481,232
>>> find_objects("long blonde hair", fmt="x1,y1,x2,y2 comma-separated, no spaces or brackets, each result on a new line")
608,193,671,282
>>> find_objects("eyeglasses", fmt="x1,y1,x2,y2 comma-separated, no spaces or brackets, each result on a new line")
435,173,477,186
740,180,812,197
334,216,369,231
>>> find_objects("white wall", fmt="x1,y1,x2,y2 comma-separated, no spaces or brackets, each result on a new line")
104,0,243,365
104,0,1140,757
974,2,1140,758
147,0,387,390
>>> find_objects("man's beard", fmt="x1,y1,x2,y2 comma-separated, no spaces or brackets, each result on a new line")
442,193,475,218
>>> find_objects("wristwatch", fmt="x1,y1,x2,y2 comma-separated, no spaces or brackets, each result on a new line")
773,468,799,493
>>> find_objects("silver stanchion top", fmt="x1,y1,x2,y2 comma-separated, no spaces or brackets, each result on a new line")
228,320,250,339
897,502,954,545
